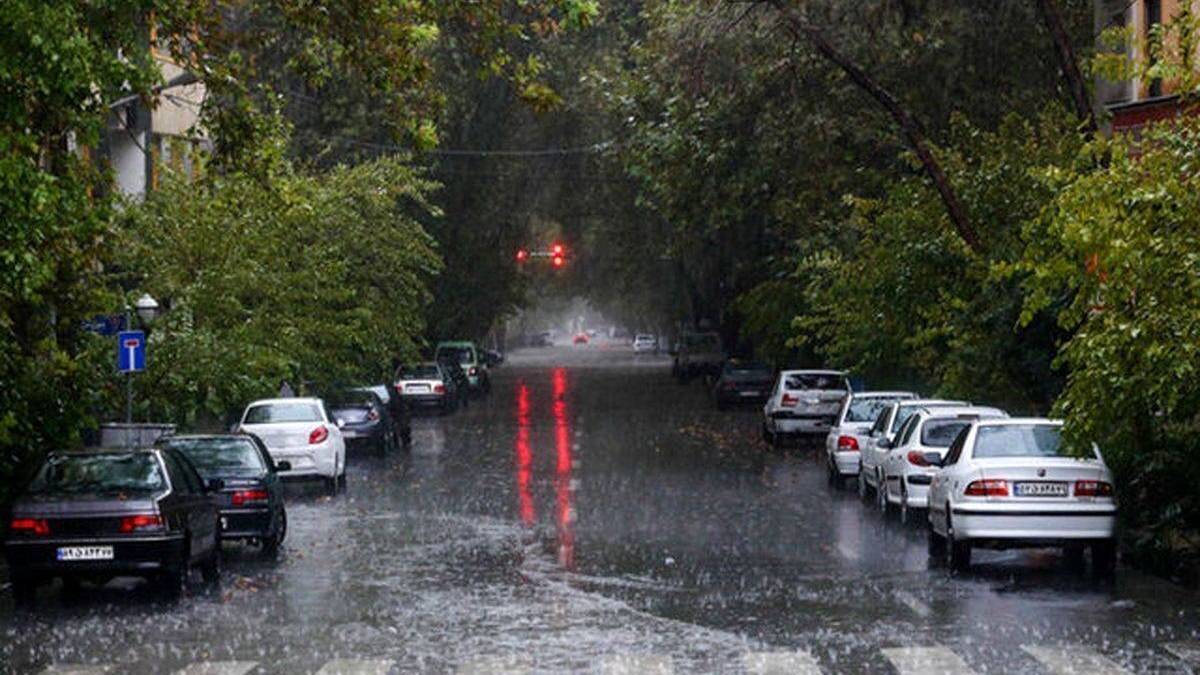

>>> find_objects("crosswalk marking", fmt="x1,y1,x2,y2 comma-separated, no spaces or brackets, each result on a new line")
1022,645,1131,675
175,662,258,675
742,650,823,674
37,667,111,675
313,660,393,675
598,654,674,675
882,646,976,675
1165,642,1200,665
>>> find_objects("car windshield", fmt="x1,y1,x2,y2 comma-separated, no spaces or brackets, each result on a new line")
785,374,847,390
28,453,166,495
845,397,901,423
724,361,771,376
400,364,441,379
920,420,973,447
437,346,474,364
973,424,1071,459
159,438,266,478
244,402,322,424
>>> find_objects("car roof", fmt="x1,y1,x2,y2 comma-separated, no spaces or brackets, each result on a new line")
851,391,916,399
917,406,1007,419
160,434,251,441
780,369,846,376
247,397,323,406
437,341,475,347
897,398,967,408
974,417,1061,427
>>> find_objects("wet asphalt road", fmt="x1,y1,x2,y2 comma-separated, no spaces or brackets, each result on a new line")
2,344,1200,674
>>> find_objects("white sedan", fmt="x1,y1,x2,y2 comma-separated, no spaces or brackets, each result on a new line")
762,370,851,447
858,398,967,498
878,406,1007,522
237,398,347,493
823,391,916,483
633,334,658,353
927,418,1118,574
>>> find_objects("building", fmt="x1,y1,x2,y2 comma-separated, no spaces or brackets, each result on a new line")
1095,0,1199,133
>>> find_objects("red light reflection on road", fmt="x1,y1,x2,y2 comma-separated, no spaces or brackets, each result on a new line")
515,381,534,525
552,368,575,570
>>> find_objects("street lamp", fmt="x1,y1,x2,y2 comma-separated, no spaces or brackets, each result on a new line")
134,293,160,325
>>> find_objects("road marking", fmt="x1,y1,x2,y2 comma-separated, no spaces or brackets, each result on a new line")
36,668,111,675
893,590,932,618
175,663,258,675
314,660,393,675
882,647,976,675
1165,642,1200,665
743,650,823,674
598,654,674,675
1022,645,1131,675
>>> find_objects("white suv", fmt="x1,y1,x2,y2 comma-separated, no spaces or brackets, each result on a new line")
237,398,346,493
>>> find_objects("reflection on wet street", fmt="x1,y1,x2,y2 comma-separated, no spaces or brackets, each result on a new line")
2,345,1200,673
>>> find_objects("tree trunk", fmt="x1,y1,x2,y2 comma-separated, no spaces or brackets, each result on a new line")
767,0,985,255
1034,0,1097,132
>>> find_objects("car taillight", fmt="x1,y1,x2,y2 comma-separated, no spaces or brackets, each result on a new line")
964,479,1009,497
309,425,329,444
781,393,799,407
9,518,50,536
434,384,446,394
837,435,859,451
231,489,270,506
907,450,932,467
118,514,164,533
1074,480,1114,497
469,367,478,376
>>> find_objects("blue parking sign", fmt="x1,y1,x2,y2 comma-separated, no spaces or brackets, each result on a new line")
117,330,146,372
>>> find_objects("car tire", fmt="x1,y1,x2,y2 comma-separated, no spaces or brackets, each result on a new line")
761,423,772,444
772,431,784,451
858,470,869,499
158,549,190,599
1092,540,1117,578
324,476,337,495
1064,545,1086,572
899,483,910,524
262,509,286,557
200,545,221,585
946,513,971,572
877,474,890,515
11,574,37,607
928,523,947,557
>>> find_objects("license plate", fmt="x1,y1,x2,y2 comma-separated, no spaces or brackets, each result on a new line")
343,430,361,439
57,546,114,561
1014,481,1068,497
740,391,759,397
408,385,430,393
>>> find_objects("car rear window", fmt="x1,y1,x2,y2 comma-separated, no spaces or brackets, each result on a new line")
892,403,959,432
159,438,265,477
920,420,972,447
844,397,900,423
244,402,322,424
724,361,771,376
972,425,1069,459
400,364,441,379
28,453,166,495
436,346,474,364
785,374,848,391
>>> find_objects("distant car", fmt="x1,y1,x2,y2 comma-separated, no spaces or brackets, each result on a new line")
435,341,490,394
927,418,1117,574
236,398,346,493
3,449,221,604
484,349,504,367
396,362,460,414
531,332,554,348
878,406,1008,522
824,391,917,484
353,384,412,448
573,332,589,344
672,331,725,381
435,357,473,410
633,334,658,353
858,398,968,498
157,434,288,554
712,360,774,409
328,390,400,455
761,370,851,447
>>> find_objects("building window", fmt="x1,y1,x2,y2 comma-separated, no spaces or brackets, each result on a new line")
1147,0,1163,97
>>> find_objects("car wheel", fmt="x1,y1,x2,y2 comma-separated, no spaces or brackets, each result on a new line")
927,522,947,558
158,548,190,599
262,510,286,557
1064,545,1086,572
11,574,37,607
200,545,221,585
946,513,971,572
877,474,890,515
324,476,337,495
772,431,784,451
826,457,838,486
899,483,910,524
858,470,869,499
761,423,772,444
1092,540,1117,578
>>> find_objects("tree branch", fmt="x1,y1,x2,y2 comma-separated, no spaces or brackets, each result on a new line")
766,0,984,255
1034,0,1097,132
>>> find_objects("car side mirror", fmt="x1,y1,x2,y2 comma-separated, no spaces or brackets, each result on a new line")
206,478,225,493
275,460,292,472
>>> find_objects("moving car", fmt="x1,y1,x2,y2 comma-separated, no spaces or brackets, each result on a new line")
236,398,346,493
672,331,725,381
824,391,917,484
633,334,658,353
858,398,967,497
927,418,1118,574
573,332,590,345
877,406,1008,522
353,384,412,448
157,434,288,554
435,341,490,394
4,449,221,604
762,370,851,447
328,390,400,454
712,360,774,409
395,362,460,415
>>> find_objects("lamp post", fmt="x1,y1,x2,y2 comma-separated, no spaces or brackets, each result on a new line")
124,293,161,426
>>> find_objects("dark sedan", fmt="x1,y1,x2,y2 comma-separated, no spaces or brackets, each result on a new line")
713,360,775,409
3,448,221,604
328,391,400,454
157,434,288,555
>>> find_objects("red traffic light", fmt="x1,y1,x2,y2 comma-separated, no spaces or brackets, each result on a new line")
516,249,529,263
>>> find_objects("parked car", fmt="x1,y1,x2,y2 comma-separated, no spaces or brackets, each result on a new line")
761,370,851,447
824,391,917,484
672,331,725,381
327,390,400,455
573,332,590,345
353,384,412,448
633,334,658,354
712,360,774,409
435,357,473,410
926,418,1118,574
395,362,460,415
156,434,288,554
858,398,968,498
235,398,346,493
4,449,221,604
435,341,490,394
484,349,504,367
878,406,1008,522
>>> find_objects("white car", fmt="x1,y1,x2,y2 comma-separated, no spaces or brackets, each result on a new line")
927,418,1117,573
858,398,967,497
824,391,916,483
878,406,1008,522
633,334,658,353
762,370,851,447
237,398,346,493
